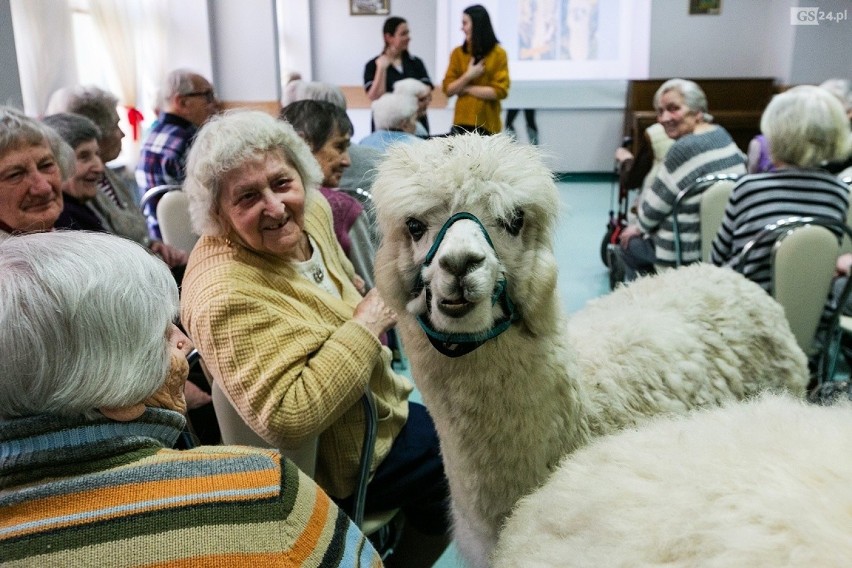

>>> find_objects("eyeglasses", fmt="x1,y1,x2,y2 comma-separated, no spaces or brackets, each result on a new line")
182,90,216,103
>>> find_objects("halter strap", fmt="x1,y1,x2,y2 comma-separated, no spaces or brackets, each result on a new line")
412,212,520,358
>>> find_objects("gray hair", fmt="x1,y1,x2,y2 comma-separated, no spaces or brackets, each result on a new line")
42,112,101,150
0,105,52,159
184,109,323,236
372,92,419,130
819,78,852,114
302,82,347,109
279,99,353,153
163,68,202,99
653,79,713,123
286,80,348,110
40,125,76,180
761,85,851,168
46,85,120,135
393,78,430,98
0,231,178,419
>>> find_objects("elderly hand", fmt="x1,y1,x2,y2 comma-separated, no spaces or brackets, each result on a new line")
352,274,368,296
619,224,643,249
615,147,634,164
836,253,852,277
353,288,397,338
150,241,188,268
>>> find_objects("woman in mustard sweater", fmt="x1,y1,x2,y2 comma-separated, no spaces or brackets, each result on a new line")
442,4,510,135
180,110,449,567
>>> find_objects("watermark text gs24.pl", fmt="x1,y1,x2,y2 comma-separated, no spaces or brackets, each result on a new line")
791,7,847,25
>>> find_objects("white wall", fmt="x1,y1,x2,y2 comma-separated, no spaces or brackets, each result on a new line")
209,0,278,102
167,0,214,81
787,0,851,84
0,0,23,109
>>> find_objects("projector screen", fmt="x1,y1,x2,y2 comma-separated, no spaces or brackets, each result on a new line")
435,0,651,107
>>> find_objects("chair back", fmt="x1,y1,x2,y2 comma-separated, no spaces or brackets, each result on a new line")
671,173,740,266
771,224,840,356
698,179,736,261
157,190,199,254
204,355,386,530
211,379,318,476
736,217,852,364
839,176,852,255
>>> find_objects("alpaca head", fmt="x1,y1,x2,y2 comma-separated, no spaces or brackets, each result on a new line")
373,134,562,354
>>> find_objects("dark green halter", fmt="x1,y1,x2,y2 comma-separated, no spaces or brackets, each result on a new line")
412,212,520,357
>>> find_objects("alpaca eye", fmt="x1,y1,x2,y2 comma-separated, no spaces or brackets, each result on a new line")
406,217,427,241
502,209,524,236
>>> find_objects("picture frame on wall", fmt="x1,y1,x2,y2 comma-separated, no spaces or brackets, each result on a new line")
689,0,721,15
350,0,390,16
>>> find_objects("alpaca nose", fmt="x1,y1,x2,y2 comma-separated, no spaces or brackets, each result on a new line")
439,250,485,277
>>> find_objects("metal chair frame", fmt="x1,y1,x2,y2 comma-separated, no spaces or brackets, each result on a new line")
735,216,852,387
670,173,741,266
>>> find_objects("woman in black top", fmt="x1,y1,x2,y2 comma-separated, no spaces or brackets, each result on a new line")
364,16,433,133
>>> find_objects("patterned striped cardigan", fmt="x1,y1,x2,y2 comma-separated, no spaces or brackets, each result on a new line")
0,408,381,567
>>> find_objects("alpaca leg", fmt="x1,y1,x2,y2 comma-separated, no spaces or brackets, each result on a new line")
452,509,494,568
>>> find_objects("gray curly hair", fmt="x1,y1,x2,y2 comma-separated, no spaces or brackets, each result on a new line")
183,109,323,237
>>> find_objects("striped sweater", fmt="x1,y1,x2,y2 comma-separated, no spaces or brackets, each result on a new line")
710,168,850,291
0,408,382,567
638,126,746,266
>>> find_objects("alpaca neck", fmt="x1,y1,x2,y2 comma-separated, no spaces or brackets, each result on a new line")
401,316,594,536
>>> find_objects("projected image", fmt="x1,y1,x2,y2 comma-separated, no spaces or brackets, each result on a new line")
519,0,602,61
437,0,648,81
519,0,557,60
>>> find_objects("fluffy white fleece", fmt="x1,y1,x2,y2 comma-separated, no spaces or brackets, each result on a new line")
495,395,852,567
371,133,809,568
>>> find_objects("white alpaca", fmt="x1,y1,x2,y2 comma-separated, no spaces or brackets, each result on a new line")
371,134,808,568
494,395,852,567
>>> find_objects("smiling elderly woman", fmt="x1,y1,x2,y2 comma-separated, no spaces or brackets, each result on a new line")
615,78,747,278
180,110,449,567
0,231,380,566
0,106,65,241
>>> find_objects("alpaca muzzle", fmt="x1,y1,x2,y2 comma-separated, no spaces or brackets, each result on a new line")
412,212,519,357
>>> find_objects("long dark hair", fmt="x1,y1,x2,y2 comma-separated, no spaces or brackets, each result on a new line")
382,16,407,51
462,5,499,62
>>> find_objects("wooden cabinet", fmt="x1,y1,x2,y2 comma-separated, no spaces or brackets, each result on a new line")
623,78,777,159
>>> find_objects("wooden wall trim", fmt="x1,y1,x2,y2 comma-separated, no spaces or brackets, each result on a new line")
341,85,448,109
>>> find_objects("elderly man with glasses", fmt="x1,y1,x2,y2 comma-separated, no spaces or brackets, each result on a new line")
136,69,219,238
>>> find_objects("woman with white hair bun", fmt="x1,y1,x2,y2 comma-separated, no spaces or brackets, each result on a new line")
0,230,381,566
180,109,450,567
392,78,432,138
359,92,424,152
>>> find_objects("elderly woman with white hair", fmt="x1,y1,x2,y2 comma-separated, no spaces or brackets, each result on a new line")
614,79,747,279
46,85,188,269
392,78,432,138
0,231,382,566
0,106,65,242
359,93,424,153
711,85,851,291
180,110,450,567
